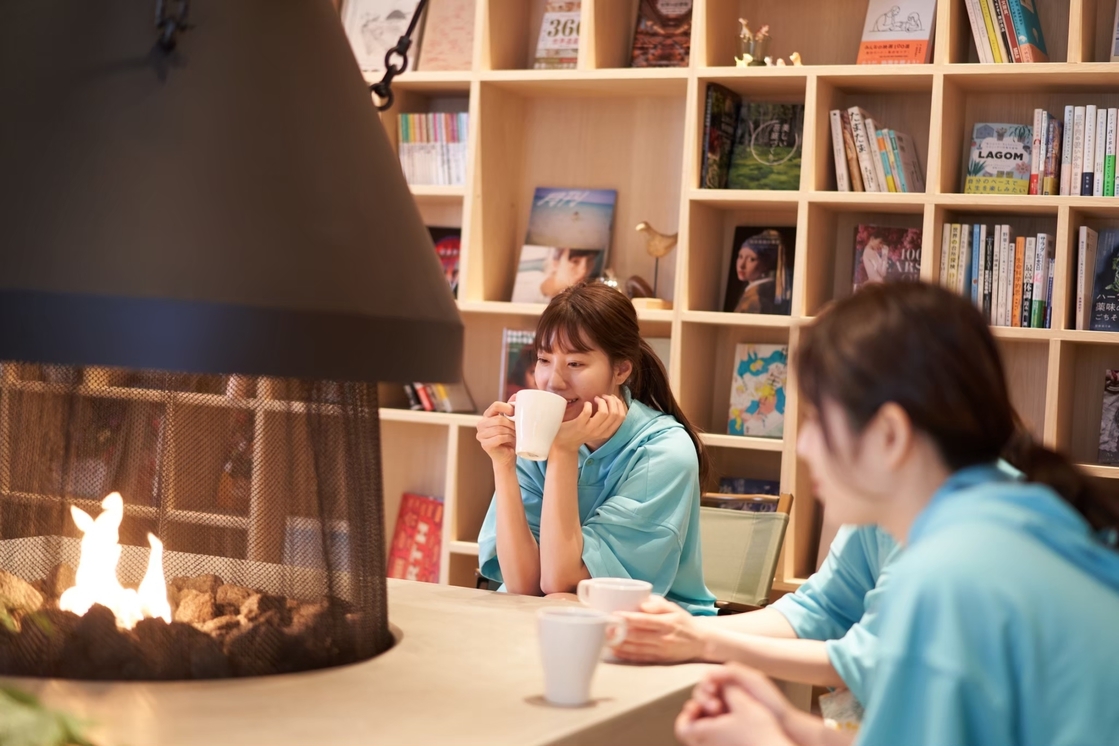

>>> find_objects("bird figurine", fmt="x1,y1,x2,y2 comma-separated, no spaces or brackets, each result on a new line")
635,221,678,301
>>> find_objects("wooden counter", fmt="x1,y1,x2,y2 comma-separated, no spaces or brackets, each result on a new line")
3,580,717,746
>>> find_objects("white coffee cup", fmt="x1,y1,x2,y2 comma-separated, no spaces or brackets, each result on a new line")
509,389,567,461
576,577,652,613
537,607,627,707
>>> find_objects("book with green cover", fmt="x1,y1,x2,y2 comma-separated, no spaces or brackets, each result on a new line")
963,122,1032,195
727,102,804,191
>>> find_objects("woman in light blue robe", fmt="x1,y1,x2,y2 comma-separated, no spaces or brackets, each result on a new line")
475,283,716,615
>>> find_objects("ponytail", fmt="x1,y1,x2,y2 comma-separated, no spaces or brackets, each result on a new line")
1003,429,1119,545
631,340,710,485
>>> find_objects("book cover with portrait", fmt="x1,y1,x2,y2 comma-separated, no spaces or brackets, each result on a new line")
511,188,616,304
498,328,538,403
722,226,795,315
728,344,787,439
852,224,922,292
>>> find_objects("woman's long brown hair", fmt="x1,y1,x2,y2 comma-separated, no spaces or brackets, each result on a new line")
796,281,1118,541
535,283,709,484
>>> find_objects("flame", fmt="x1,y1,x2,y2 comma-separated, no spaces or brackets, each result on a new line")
58,492,172,629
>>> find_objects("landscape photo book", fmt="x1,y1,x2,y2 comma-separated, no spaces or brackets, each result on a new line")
727,102,804,191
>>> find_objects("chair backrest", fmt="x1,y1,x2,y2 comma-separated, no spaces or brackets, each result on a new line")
699,493,792,608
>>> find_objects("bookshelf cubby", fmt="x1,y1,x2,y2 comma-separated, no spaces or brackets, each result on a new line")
364,0,1119,591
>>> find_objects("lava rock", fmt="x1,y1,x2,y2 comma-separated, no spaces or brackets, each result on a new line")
197,614,242,642
57,604,150,679
215,584,254,615
173,589,216,625
240,593,288,625
171,574,223,597
0,570,44,616
224,619,286,676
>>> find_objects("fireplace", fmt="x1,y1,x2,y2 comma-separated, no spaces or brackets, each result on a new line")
0,363,393,679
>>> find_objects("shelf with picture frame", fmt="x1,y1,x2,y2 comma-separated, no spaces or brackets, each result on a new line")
361,0,1119,592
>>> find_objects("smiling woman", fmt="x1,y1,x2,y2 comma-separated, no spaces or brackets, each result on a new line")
475,283,716,614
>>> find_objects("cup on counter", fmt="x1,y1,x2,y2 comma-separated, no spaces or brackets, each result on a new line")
508,389,567,461
576,578,651,661
537,607,626,707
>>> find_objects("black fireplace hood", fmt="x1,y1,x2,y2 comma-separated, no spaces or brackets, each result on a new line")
0,0,462,384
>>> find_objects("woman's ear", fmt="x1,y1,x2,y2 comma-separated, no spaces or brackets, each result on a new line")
869,402,914,469
613,358,634,386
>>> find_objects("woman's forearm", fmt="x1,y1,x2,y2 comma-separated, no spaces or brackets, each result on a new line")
493,463,541,595
538,448,590,594
695,606,798,638
703,632,846,689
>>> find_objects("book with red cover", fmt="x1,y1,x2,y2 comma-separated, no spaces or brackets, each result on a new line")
387,493,444,583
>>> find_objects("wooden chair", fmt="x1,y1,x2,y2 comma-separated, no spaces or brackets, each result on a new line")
699,493,794,614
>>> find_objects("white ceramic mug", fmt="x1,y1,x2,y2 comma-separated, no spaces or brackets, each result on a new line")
576,577,652,613
537,607,627,707
509,389,567,461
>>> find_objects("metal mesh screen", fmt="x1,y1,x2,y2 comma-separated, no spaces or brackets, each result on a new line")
0,363,392,680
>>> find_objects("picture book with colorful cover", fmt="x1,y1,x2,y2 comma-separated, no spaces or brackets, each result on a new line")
857,0,938,64
728,344,787,439
727,102,804,191
1100,370,1119,465
1089,228,1119,332
630,0,692,68
429,226,461,298
964,123,1032,194
511,188,616,303
722,226,795,315
415,0,475,71
852,224,923,292
342,1,425,73
701,83,741,189
534,0,581,69
499,328,537,402
718,477,781,496
387,493,444,583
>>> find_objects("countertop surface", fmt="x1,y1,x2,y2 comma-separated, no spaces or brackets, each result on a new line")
4,580,714,746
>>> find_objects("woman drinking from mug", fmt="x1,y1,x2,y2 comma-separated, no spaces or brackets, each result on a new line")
675,281,1119,746
476,283,716,614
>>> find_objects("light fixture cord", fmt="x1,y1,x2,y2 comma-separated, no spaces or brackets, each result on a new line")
370,0,429,111
154,0,192,51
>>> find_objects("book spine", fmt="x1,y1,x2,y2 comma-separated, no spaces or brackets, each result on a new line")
948,223,961,290
994,0,1020,63
1060,105,1074,195
887,130,908,192
413,382,435,411
980,0,1007,63
971,224,983,306
1021,236,1035,327
864,117,890,192
1107,108,1117,197
964,0,994,63
1083,105,1097,196
1043,115,1061,196
939,223,952,287
876,129,897,192
848,107,879,192
1085,228,1099,330
403,384,424,411
958,224,972,297
1077,225,1094,330
840,110,865,191
1114,1,1119,62
992,224,1005,324
1045,256,1055,328
997,225,1012,326
1011,236,1025,327
1028,108,1042,195
1072,106,1086,195
983,230,995,322
829,110,851,191
1031,234,1050,328
1095,107,1108,197
1006,0,1048,62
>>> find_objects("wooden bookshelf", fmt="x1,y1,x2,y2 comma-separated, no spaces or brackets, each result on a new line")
369,0,1119,591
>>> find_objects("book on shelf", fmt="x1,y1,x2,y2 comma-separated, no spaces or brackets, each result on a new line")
414,0,475,71
404,381,476,413
1099,370,1119,465
630,0,692,68
499,329,537,403
856,0,937,64
1113,2,1119,62
510,188,616,303
830,107,924,193
718,477,780,496
722,226,795,315
429,226,461,298
341,0,425,73
1086,228,1119,332
727,102,803,191
397,112,469,187
852,224,922,292
727,344,787,439
700,83,740,189
534,0,581,69
945,222,1052,328
963,122,1031,195
387,493,444,583
963,0,1047,63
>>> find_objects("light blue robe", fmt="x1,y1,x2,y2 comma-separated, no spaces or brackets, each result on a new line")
477,395,716,615
859,463,1119,746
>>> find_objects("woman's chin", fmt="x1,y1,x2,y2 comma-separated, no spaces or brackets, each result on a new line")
562,401,584,421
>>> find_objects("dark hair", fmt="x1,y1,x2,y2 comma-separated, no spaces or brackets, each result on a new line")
796,281,1119,540
535,282,709,484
